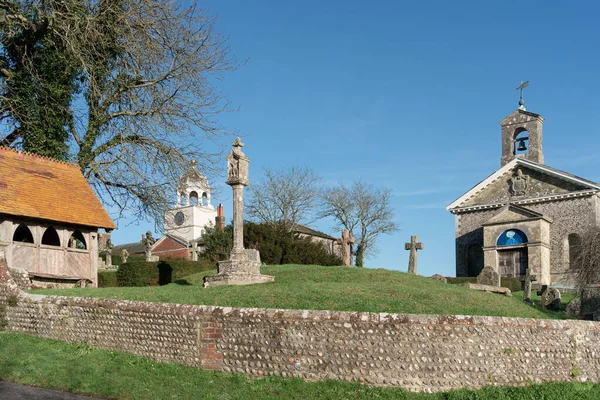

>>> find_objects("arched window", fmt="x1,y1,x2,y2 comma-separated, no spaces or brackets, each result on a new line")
13,224,34,243
202,192,208,206
467,243,484,276
514,128,529,156
189,191,199,206
41,226,61,246
497,229,527,246
69,230,87,250
568,233,582,268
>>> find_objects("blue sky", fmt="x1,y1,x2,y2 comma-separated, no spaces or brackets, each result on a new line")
111,0,600,277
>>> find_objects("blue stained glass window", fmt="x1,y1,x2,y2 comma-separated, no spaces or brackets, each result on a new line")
497,229,527,246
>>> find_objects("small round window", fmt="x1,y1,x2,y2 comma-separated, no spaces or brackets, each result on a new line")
497,229,527,246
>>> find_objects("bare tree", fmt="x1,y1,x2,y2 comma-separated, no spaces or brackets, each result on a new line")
246,166,321,230
320,180,399,267
1,0,237,225
571,227,600,289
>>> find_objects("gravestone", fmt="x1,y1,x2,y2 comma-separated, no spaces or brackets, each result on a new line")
337,229,355,266
189,241,200,262
203,138,274,287
581,284,600,320
538,285,561,310
477,265,500,287
121,248,129,264
430,274,447,283
404,236,423,274
142,231,158,262
520,268,537,304
566,297,581,318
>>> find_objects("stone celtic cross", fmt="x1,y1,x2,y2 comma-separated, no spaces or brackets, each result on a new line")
405,235,423,275
337,229,355,266
520,267,537,304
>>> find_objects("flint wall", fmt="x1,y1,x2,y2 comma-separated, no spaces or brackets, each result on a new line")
1,291,600,392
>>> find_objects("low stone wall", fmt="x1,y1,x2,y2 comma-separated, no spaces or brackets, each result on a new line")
1,254,599,392
1,291,600,392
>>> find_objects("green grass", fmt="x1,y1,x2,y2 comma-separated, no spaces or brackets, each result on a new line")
1,332,599,400
32,265,570,319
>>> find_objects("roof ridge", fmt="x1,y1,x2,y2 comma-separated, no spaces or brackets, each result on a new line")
0,146,78,167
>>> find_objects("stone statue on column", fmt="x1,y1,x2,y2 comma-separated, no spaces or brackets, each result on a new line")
203,138,274,287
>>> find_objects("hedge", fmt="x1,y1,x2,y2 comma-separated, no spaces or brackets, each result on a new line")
97,270,118,287
446,276,522,292
116,259,216,287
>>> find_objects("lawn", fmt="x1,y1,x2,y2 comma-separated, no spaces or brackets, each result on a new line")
0,332,598,400
32,265,574,319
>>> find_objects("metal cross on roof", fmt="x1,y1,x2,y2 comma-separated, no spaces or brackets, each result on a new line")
516,80,529,110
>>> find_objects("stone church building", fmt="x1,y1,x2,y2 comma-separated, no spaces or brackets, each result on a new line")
447,105,600,286
0,147,115,287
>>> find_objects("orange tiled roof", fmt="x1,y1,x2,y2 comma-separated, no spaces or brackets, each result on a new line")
0,147,116,229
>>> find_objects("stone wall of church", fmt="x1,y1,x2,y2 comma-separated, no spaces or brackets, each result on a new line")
527,196,598,282
455,195,599,281
2,290,600,393
455,209,498,277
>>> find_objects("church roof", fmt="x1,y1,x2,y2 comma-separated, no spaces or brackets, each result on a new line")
293,224,337,240
447,157,600,211
0,147,115,229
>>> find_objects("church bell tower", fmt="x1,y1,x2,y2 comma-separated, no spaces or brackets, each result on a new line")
164,161,217,242
499,82,544,167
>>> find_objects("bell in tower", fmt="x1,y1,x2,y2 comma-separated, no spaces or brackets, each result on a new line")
499,81,544,167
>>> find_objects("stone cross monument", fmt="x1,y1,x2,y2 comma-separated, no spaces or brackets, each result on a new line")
337,229,355,266
189,241,200,262
204,138,274,287
405,235,423,275
520,267,537,304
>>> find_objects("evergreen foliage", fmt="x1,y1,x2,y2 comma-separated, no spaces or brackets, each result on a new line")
116,259,215,287
201,222,343,266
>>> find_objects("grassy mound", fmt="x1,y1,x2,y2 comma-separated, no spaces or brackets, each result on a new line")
32,265,572,319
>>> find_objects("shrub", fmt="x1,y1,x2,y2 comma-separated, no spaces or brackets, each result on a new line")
201,221,342,266
98,270,118,287
116,259,216,287
117,261,158,287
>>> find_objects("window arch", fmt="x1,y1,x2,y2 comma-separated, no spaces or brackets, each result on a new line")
189,191,199,206
201,192,208,206
13,224,34,243
69,230,87,250
41,226,61,246
467,243,484,276
514,128,529,156
497,229,527,246
568,233,582,268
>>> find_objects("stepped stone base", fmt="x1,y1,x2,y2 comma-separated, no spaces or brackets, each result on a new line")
203,249,274,287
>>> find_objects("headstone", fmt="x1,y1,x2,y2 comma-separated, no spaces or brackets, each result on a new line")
337,229,355,266
430,274,447,283
581,285,600,320
539,286,561,310
142,231,157,262
477,265,500,287
189,241,200,262
121,248,129,264
566,297,581,318
404,236,423,274
203,138,274,287
520,267,537,304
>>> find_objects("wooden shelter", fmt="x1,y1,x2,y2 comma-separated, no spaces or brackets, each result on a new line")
0,147,115,287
